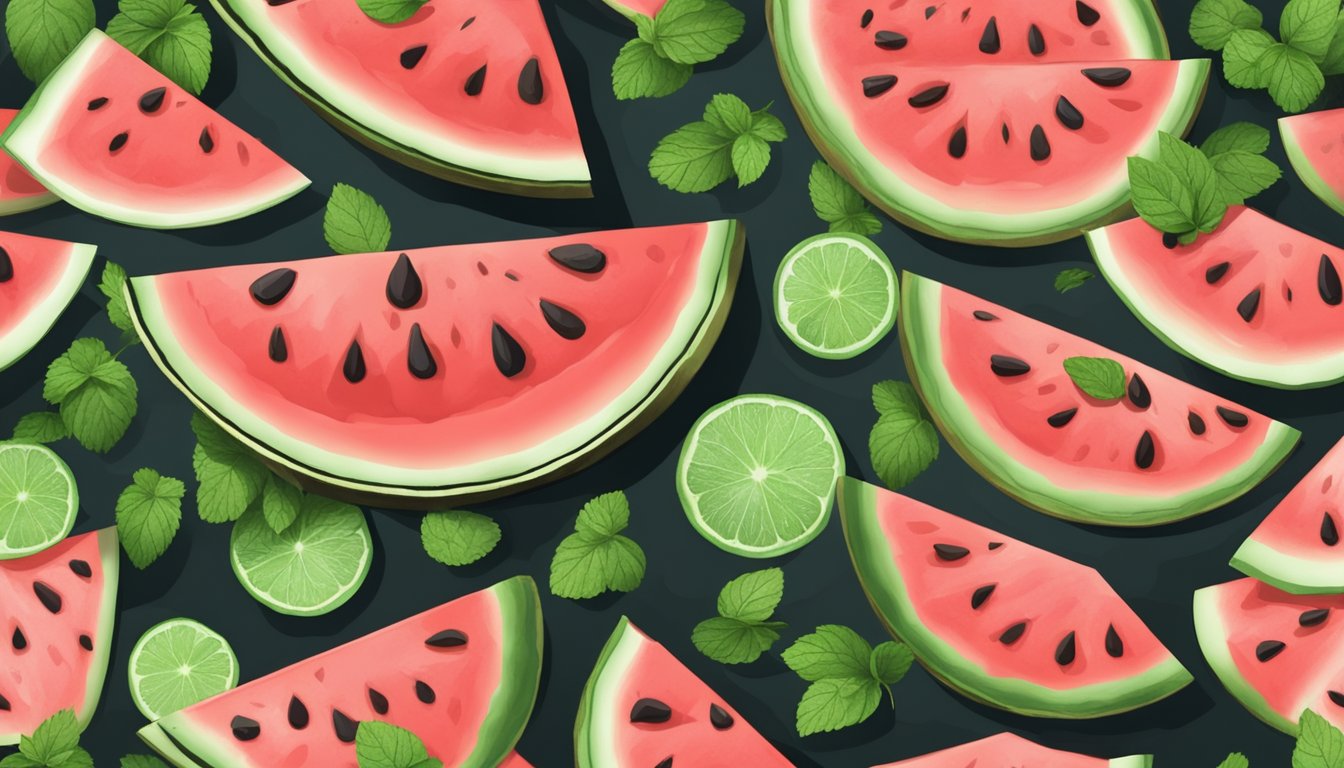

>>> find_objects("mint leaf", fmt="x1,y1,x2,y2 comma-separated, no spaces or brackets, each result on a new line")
1295,709,1344,767
16,709,89,767
1217,754,1250,768
691,617,785,664
260,475,301,533
1127,156,1197,233
649,122,735,193
869,640,913,686
651,0,745,65
1280,0,1339,61
1224,28,1278,88
717,567,784,622
795,677,881,736
1158,131,1225,232
704,93,753,135
55,342,138,454
1210,150,1282,205
872,380,922,417
576,490,631,537
1054,267,1094,293
106,0,213,95
1322,11,1344,73
1190,0,1264,50
550,492,646,599
809,161,882,235
192,412,267,523
1063,356,1126,400
43,338,109,405
420,509,501,566
4,0,95,83
782,624,873,681
116,468,185,569
731,133,771,186
99,261,136,335
355,721,444,768
324,183,392,254
121,757,169,768
611,39,692,99
12,412,70,444
356,0,427,24
749,106,788,142
868,380,938,490
1200,122,1272,156
1262,42,1326,111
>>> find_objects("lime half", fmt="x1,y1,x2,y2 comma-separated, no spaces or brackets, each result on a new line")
128,618,239,720
677,395,844,558
229,495,372,617
0,442,78,559
774,233,898,359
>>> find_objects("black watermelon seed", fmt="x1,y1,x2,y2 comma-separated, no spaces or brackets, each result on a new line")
87,97,108,110
368,688,390,715
970,583,996,609
407,324,437,379
288,696,309,729
908,84,949,107
426,629,468,647
979,17,1000,53
1135,431,1155,470
231,716,260,741
69,559,92,578
999,622,1027,644
386,253,423,308
1055,631,1077,665
862,75,898,98
78,634,92,651
267,0,297,5
33,582,61,614
1300,608,1330,627
1205,261,1230,284
461,16,475,28
1001,123,1010,143
948,126,967,158
342,340,366,383
1028,24,1045,55
1077,0,1101,25
1029,125,1050,161
973,310,998,321
199,127,214,153
400,44,427,69
109,132,129,152
332,709,358,742
1331,690,1344,707
540,299,586,340
139,87,167,113
934,543,970,561
415,680,436,704
0,694,8,711
1216,406,1249,428
548,243,606,273
1320,254,1342,305
1323,512,1339,546
630,697,672,723
1188,411,1206,435
492,324,526,378
1047,408,1077,428
1105,624,1124,657
961,7,970,20
1255,640,1286,662
1236,288,1261,322
465,64,488,96
1083,67,1131,87
709,703,734,730
268,326,288,363
517,57,543,105
249,268,296,305
988,541,1004,550
1055,96,1084,130
0,248,11,282
925,5,936,18
874,31,908,50
1127,373,1151,409
860,9,873,27
12,627,25,650
1163,232,1179,249
656,759,673,768
989,354,1030,376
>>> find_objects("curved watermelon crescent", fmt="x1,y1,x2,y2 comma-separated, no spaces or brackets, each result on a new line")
125,221,744,508
839,478,1192,719
1280,115,1344,218
1192,585,1299,735
0,242,95,373
1230,538,1344,596
900,272,1300,526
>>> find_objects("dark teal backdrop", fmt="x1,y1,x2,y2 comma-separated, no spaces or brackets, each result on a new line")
0,0,1330,764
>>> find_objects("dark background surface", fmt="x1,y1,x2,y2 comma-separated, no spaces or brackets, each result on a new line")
0,0,1334,764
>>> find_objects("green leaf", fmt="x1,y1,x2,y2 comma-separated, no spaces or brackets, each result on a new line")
651,0,745,65
260,475,301,533
869,411,939,490
4,0,95,83
192,412,267,523
324,183,392,254
731,133,772,187
1127,156,1197,234
99,261,137,334
106,0,213,95
1321,11,1344,73
781,624,873,682
1217,754,1250,768
1201,122,1272,157
1294,709,1344,768
691,616,784,664
869,640,914,685
1190,0,1264,50
872,380,923,417
634,13,656,43
18,709,84,765
1210,150,1282,205
116,468,185,569
809,161,881,235
1261,42,1326,112
749,108,788,143
355,0,427,24
717,567,784,622
795,677,881,736
1223,28,1278,88
1179,229,1201,245
611,39,692,100
121,758,169,768
548,532,646,599
11,412,70,444
60,360,137,454
648,121,735,193
0,755,42,768
576,491,631,537
355,721,443,768
1280,0,1339,61
1054,267,1094,293
420,509,501,566
1063,356,1127,400
43,337,109,405
703,93,753,136
1158,131,1226,232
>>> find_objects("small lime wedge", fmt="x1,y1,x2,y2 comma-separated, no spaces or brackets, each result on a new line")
774,233,898,359
677,395,844,558
128,618,239,720
0,442,78,559
229,494,372,617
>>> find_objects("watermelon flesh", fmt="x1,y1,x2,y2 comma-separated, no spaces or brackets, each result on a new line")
601,0,664,20
209,0,589,196
1194,577,1344,734
1090,206,1344,389
139,577,542,767
0,231,97,372
127,220,743,508
873,732,1151,767
574,617,792,767
900,272,1299,526
0,528,119,745
0,30,309,230
839,477,1190,718
1281,108,1344,217
0,110,56,216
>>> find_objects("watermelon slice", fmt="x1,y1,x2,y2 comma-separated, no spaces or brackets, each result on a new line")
138,576,542,767
126,220,743,508
1089,206,1344,389
1194,577,1344,735
0,110,56,216
874,732,1151,767
1281,108,1344,216
900,272,1298,526
839,477,1191,718
1232,438,1344,594
574,617,792,767
601,0,664,21
768,0,1209,245
208,0,590,197
0,528,119,745
0,30,309,230
0,232,97,372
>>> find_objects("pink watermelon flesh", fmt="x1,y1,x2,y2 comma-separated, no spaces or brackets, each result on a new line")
606,0,665,18
1090,206,1344,388
0,528,119,745
0,110,55,215
0,231,96,372
1194,577,1344,734
874,732,1141,767
1281,108,1344,215
498,753,531,768
145,577,541,767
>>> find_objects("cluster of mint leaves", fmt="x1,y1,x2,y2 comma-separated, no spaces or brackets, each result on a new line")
611,0,745,100
549,491,647,599
1128,125,1281,244
782,624,914,736
808,161,882,236
692,567,787,664
649,94,786,192
868,380,939,491
1191,0,1344,112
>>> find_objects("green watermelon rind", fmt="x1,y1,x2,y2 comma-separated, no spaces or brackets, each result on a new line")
899,272,1301,526
206,0,592,199
573,615,636,768
0,191,58,217
1280,115,1344,218
0,31,310,230
124,220,745,508
0,242,96,375
599,0,643,22
1192,584,1299,735
1229,538,1344,596
141,576,544,767
1110,758,1154,768
838,477,1193,719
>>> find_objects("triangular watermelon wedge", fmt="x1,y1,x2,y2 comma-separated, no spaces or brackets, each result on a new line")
839,477,1191,718
0,231,96,372
1281,107,1344,216
0,110,57,216
1,30,309,230
575,617,792,767
138,576,542,767
873,732,1151,767
1,528,119,745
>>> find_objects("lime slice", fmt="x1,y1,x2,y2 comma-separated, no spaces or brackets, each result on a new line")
229,495,372,616
0,442,78,559
128,618,239,720
677,395,844,558
773,233,898,359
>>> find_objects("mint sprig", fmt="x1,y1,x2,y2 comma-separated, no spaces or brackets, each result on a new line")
649,94,787,192
549,491,647,599
192,411,268,524
691,568,787,664
324,183,392,254
4,0,95,84
809,161,882,235
781,625,913,736
868,380,939,490
116,468,185,569
611,0,744,100
0,709,92,768
106,0,213,96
